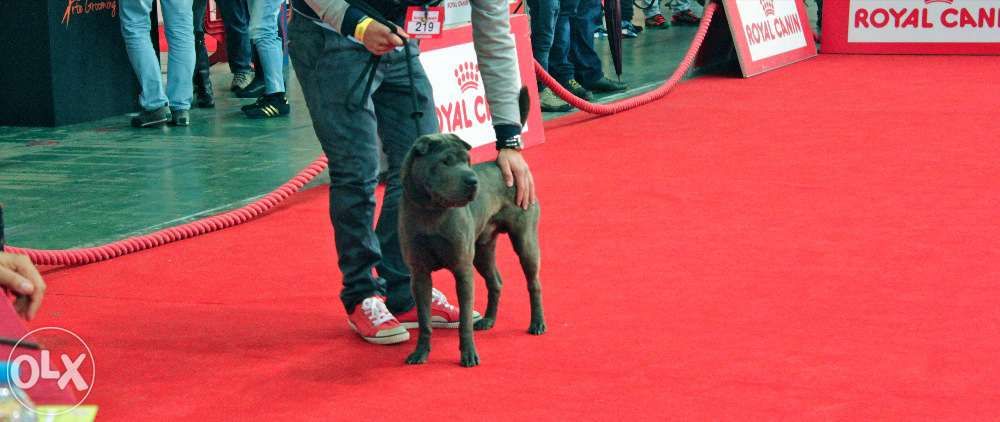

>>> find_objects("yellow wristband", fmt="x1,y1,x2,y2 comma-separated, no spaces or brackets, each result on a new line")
354,17,375,42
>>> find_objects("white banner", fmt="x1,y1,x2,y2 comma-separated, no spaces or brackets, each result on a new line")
848,0,1000,43
735,0,808,60
419,41,523,148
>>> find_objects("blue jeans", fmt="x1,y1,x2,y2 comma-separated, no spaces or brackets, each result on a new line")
249,0,285,94
288,17,438,314
120,0,195,111
527,0,559,78
550,0,604,86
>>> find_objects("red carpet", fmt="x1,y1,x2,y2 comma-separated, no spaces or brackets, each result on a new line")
38,55,1000,420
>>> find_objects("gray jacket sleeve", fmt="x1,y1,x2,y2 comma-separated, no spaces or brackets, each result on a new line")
469,0,522,131
303,0,351,33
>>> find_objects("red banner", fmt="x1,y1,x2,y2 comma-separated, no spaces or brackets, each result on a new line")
821,0,1000,54
721,0,817,77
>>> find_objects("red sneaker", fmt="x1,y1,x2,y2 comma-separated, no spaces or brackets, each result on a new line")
672,10,701,26
397,288,482,329
644,14,670,29
347,297,410,345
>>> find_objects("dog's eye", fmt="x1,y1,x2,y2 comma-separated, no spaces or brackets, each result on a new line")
442,156,453,166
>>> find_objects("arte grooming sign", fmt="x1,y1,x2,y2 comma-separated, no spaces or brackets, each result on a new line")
721,0,817,77
822,0,1000,53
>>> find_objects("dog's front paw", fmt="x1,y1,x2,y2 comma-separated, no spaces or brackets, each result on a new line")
528,320,546,335
460,347,480,367
474,317,495,331
406,348,430,365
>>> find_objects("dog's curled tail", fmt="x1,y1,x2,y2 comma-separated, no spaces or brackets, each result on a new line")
519,87,530,127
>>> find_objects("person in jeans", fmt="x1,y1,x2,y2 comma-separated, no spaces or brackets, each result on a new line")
550,0,627,100
240,0,290,118
528,0,572,111
643,0,699,29
218,0,256,92
289,0,537,345
120,0,195,127
193,0,215,108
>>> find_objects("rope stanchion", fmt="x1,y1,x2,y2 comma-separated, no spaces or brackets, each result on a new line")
7,156,330,266
535,1,718,115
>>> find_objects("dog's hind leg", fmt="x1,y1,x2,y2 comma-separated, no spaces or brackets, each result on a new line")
405,272,434,365
510,227,546,335
473,234,503,331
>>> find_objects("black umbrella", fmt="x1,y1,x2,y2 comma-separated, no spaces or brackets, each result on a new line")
603,0,624,79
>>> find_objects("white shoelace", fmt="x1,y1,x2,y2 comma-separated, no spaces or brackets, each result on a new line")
361,297,395,326
431,288,457,311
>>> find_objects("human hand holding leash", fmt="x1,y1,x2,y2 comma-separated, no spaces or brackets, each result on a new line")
0,252,45,320
497,149,537,209
360,19,408,56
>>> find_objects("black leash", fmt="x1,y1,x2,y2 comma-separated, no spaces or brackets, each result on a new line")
343,0,427,135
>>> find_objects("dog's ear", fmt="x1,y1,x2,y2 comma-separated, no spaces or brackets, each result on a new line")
448,134,473,151
412,136,435,156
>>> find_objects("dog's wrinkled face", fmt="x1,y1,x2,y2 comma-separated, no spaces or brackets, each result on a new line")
407,134,479,208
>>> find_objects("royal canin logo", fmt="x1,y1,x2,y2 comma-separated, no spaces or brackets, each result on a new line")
924,0,953,4
454,62,480,93
759,0,774,16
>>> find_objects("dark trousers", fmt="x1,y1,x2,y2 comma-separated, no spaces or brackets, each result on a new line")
288,17,438,314
527,0,559,76
550,0,604,86
193,0,210,78
217,0,254,74
621,0,633,21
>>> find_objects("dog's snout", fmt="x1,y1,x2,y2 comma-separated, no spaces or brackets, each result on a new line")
464,177,478,187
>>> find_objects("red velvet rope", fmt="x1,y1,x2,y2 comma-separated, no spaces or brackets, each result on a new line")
7,156,329,266
8,2,726,267
534,1,717,115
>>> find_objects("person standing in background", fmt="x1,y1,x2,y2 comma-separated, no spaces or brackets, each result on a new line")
120,0,196,127
240,0,290,118
528,0,573,111
192,0,216,108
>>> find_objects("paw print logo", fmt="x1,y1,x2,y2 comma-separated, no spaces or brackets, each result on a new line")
454,62,481,93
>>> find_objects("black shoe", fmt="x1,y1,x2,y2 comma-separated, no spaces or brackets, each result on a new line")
170,109,190,126
235,77,265,98
193,35,215,108
565,79,593,100
194,70,215,108
242,92,289,118
130,106,171,128
584,77,628,93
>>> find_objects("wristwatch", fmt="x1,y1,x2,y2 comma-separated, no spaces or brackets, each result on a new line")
495,135,523,151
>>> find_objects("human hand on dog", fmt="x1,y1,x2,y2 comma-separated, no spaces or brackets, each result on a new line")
497,149,537,209
0,252,45,320
363,21,407,56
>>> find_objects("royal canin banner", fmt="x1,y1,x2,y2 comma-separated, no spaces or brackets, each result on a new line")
420,14,545,162
822,0,1000,54
721,0,818,76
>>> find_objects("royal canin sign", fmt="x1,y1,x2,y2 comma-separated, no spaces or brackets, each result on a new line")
822,0,1000,53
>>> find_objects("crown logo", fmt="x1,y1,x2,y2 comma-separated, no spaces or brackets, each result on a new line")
454,62,480,93
924,0,953,3
759,0,774,16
